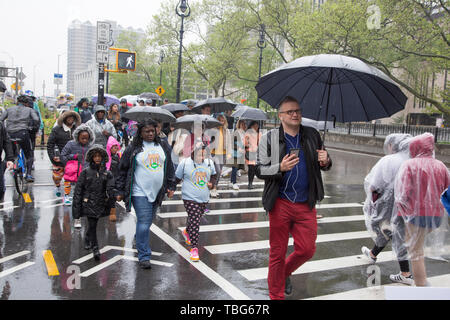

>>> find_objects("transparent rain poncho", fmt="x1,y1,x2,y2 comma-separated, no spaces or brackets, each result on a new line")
363,134,412,251
394,133,450,261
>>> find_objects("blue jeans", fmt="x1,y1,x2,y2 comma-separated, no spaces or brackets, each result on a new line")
132,196,157,262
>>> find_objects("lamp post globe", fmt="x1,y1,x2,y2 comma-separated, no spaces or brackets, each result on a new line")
175,0,190,103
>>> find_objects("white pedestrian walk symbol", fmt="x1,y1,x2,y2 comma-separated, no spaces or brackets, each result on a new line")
126,55,134,68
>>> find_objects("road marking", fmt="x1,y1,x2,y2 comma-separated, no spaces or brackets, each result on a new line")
42,250,60,276
36,198,63,204
158,201,353,218
0,262,35,279
177,214,364,232
121,255,174,267
44,203,65,209
79,255,123,277
173,188,264,195
163,197,262,205
0,206,19,212
238,251,395,281
0,201,13,206
326,148,382,159
304,273,450,300
150,223,250,300
0,251,31,264
72,246,163,264
205,231,371,254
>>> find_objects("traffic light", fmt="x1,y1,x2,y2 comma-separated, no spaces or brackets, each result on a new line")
117,51,136,71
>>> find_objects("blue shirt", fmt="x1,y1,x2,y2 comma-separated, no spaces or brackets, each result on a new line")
279,132,309,203
175,157,216,203
133,141,166,202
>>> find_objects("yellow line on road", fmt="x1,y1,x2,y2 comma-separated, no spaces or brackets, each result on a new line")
42,250,59,276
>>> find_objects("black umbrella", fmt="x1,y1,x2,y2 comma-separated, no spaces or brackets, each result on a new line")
231,105,268,121
139,92,161,101
192,97,237,114
256,54,407,144
0,80,6,93
161,103,189,114
173,114,222,131
123,106,176,123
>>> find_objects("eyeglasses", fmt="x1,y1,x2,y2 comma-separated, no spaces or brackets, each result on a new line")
279,109,301,116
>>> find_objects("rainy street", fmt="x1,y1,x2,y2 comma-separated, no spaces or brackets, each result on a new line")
0,146,449,301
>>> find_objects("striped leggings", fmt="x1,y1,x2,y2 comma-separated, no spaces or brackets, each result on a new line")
183,200,207,248
52,165,72,195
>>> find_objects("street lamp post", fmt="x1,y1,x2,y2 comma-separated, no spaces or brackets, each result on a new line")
175,0,190,103
158,50,165,106
256,24,266,109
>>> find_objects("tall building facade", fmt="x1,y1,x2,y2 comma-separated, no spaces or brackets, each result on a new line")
67,20,145,99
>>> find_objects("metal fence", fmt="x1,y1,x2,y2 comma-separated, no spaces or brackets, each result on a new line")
329,122,450,143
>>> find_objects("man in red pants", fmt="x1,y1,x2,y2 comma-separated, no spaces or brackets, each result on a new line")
256,96,332,300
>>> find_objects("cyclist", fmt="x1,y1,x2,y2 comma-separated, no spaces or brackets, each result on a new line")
0,95,40,182
0,120,14,201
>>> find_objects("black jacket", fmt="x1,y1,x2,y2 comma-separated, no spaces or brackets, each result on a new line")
116,138,176,212
0,122,14,163
72,145,115,219
47,125,77,166
255,124,332,212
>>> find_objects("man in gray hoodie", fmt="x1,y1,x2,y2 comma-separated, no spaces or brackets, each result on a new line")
0,95,40,182
85,105,117,148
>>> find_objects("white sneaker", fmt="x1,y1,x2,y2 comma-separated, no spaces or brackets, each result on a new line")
361,246,377,263
237,170,241,177
210,189,218,198
389,272,414,286
73,219,82,229
64,195,72,206
232,184,239,190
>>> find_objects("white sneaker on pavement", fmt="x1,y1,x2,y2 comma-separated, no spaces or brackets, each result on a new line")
389,272,414,286
232,184,239,190
73,219,82,229
361,246,377,263
64,195,72,206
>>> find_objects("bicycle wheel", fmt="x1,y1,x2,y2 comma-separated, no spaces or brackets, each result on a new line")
13,169,25,195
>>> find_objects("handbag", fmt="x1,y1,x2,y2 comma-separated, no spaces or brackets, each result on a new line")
64,159,82,182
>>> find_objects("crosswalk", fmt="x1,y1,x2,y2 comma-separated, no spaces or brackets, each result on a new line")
155,178,450,300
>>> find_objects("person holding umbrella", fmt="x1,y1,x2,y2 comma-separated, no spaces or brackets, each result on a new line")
255,96,331,300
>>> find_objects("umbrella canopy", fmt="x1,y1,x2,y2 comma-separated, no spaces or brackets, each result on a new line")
0,80,7,93
255,54,407,123
123,106,176,123
139,92,161,101
181,99,198,106
120,95,139,105
161,103,190,114
92,93,120,107
173,114,222,131
192,97,237,114
231,105,268,121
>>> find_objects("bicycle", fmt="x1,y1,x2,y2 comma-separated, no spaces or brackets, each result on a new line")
10,138,27,195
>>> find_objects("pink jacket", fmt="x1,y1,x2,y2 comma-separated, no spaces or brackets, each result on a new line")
395,133,450,217
106,136,121,171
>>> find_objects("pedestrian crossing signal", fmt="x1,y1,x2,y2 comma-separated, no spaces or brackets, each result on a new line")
117,51,136,71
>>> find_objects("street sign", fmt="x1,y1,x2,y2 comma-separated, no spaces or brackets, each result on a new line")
0,67,8,77
53,73,63,85
97,21,111,44
11,82,21,91
18,71,26,81
155,85,165,97
96,51,109,64
117,51,136,71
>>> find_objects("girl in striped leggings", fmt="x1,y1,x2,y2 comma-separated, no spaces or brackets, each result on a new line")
175,142,217,261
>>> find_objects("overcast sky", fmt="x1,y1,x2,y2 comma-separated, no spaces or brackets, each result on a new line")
0,0,166,97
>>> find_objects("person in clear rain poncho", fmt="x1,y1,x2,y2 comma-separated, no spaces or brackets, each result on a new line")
394,133,450,287
361,133,414,285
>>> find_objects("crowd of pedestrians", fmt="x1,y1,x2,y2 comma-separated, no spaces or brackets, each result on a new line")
0,93,448,300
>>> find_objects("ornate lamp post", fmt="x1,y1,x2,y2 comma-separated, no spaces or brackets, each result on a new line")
175,0,191,103
256,24,266,109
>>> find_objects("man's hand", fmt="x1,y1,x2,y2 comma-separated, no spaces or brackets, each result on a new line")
102,130,110,136
280,154,299,172
167,189,174,199
317,150,329,167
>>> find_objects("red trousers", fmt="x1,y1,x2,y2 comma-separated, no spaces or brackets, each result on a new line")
268,198,317,300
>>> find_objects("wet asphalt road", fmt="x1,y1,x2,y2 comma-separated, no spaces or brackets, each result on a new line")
0,147,449,300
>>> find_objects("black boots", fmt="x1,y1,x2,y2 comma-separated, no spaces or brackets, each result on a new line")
84,238,91,250
92,246,100,261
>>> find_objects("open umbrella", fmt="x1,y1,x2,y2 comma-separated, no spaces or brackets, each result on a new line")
123,106,176,123
139,92,161,101
92,93,120,107
255,54,407,144
192,97,237,114
161,103,189,114
173,114,222,131
181,99,198,106
0,80,7,93
231,105,268,121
